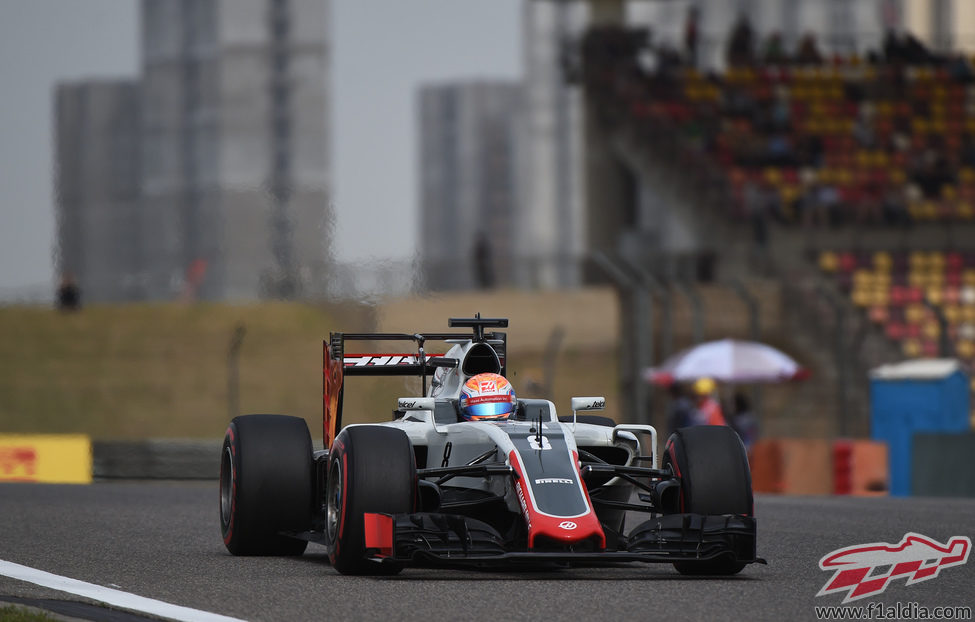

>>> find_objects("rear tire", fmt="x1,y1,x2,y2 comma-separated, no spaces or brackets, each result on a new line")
220,415,313,556
664,425,753,575
326,425,416,575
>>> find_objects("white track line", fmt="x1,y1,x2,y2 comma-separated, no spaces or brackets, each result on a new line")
0,559,246,622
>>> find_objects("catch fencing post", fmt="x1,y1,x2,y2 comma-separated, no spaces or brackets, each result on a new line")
728,277,762,414
227,324,247,421
922,299,952,358
619,257,667,422
676,279,705,344
818,286,848,437
592,252,650,426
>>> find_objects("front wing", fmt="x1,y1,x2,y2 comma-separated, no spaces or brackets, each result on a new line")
363,511,763,569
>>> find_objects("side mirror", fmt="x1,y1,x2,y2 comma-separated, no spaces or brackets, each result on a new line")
398,397,436,411
569,397,606,429
571,397,606,412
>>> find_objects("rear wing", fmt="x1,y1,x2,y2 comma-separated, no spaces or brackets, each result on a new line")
323,316,507,447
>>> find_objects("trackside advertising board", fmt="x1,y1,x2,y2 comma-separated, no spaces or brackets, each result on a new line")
0,435,92,484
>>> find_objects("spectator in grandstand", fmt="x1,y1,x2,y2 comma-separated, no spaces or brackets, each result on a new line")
728,392,758,449
844,76,867,103
770,92,791,132
890,123,911,154
728,126,765,168
960,134,975,169
762,31,787,65
798,174,838,228
653,42,685,77
858,179,885,225
881,184,911,227
947,54,975,83
816,183,841,224
797,137,822,170
912,150,955,199
726,13,755,67
795,32,823,65
766,133,796,167
853,107,877,149
692,101,722,153
724,85,757,119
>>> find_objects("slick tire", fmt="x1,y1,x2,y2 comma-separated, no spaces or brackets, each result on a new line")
664,425,753,576
220,414,313,556
326,425,416,575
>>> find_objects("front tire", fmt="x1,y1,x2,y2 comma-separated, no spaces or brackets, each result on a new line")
220,414,313,556
326,425,416,575
664,425,753,575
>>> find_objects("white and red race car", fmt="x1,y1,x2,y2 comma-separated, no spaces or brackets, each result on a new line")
219,315,762,575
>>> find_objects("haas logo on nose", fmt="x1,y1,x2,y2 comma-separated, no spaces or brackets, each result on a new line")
817,533,971,603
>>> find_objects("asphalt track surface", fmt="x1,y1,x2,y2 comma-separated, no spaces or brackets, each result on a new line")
1,482,973,622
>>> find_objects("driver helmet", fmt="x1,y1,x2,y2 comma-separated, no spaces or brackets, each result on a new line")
459,372,517,421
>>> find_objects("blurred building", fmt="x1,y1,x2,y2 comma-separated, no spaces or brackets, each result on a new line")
518,0,589,289
55,80,142,302
417,3,589,292
56,0,331,302
418,81,522,291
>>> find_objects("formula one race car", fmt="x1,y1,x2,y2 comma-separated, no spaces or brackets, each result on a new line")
219,315,762,575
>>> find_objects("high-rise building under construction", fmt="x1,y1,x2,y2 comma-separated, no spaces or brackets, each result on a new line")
56,0,331,301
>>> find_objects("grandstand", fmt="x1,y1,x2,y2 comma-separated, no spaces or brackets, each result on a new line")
819,249,975,377
582,21,975,226
578,5,975,446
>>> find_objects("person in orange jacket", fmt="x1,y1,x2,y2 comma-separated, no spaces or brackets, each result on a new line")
690,377,727,426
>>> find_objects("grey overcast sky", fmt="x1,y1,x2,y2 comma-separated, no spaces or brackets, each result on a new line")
0,0,520,293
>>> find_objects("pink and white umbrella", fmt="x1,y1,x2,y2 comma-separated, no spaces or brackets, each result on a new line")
644,338,809,385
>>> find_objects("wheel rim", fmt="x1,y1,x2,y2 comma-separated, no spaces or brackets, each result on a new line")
220,445,234,526
326,460,342,543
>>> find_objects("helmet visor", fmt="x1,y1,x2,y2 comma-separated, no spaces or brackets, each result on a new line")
462,395,515,420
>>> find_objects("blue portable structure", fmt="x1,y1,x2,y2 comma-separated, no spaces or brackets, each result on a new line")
869,359,970,496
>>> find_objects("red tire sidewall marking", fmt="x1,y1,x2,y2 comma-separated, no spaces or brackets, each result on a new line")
328,448,349,564
666,441,685,513
223,425,237,545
